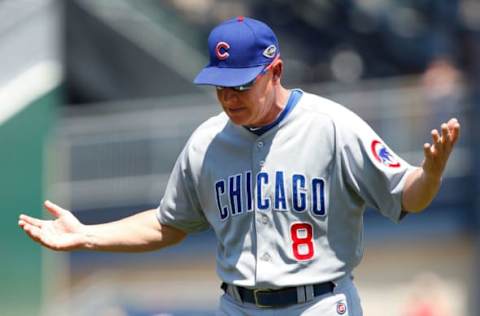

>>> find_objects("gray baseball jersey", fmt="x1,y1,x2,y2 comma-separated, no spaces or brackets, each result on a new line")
156,90,415,289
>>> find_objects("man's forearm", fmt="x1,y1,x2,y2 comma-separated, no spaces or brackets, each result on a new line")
402,167,442,213
83,209,186,252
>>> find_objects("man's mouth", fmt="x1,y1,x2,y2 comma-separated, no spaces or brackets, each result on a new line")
229,107,245,113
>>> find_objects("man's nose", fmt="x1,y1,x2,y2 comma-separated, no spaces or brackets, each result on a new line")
221,88,239,105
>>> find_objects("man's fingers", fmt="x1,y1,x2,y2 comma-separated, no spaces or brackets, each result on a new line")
440,123,449,145
423,143,432,158
431,130,441,151
21,223,42,242
423,118,460,177
431,129,439,142
447,117,458,127
447,118,461,145
431,119,460,151
44,200,67,218
19,214,44,228
21,223,62,251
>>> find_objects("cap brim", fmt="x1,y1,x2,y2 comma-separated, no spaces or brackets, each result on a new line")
193,65,265,87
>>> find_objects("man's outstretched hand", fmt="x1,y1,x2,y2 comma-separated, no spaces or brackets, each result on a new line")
403,118,461,212
422,118,461,179
18,200,86,251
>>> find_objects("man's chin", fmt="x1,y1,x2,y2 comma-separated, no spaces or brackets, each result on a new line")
227,113,250,126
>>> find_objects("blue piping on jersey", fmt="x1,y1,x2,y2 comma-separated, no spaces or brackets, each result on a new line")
245,89,303,136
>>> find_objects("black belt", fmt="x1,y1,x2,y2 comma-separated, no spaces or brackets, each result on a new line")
221,281,335,308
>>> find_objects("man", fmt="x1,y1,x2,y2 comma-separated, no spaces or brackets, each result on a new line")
19,17,460,315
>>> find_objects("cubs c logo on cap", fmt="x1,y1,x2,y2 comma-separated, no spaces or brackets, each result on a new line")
371,140,401,168
215,41,230,60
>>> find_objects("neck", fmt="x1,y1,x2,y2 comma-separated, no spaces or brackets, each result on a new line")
249,86,291,128
275,86,291,112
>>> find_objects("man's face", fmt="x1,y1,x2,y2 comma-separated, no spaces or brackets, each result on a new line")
216,67,277,127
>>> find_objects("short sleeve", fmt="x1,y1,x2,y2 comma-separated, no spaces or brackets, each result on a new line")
336,110,416,223
156,143,210,233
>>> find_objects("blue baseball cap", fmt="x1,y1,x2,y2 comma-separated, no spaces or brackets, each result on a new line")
193,16,280,87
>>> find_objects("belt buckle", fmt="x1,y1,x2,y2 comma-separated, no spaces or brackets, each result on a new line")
253,289,273,308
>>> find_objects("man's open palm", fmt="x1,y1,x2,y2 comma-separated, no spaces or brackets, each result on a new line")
18,200,86,251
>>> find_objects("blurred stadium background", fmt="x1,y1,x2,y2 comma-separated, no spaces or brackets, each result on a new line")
1,0,480,315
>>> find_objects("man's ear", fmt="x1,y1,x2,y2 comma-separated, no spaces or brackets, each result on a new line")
272,59,283,82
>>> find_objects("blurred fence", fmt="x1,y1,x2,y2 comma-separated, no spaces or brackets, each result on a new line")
54,76,473,221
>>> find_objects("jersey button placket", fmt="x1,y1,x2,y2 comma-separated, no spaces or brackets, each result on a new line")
252,137,274,283
261,214,268,225
260,252,272,262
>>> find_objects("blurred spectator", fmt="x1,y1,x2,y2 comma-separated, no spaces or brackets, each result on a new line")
401,273,453,316
421,58,463,130
251,0,474,84
66,0,480,101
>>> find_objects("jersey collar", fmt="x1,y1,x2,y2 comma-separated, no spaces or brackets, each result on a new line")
244,89,303,136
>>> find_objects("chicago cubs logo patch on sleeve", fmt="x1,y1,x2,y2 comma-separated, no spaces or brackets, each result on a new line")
370,140,401,168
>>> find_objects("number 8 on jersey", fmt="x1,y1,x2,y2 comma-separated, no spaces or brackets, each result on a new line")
290,222,314,261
